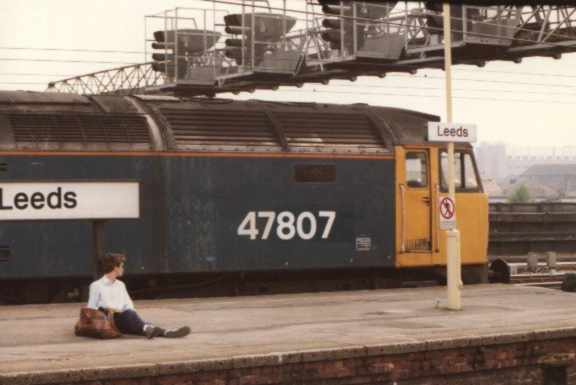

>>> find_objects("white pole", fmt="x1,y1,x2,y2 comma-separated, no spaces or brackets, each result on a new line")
443,3,462,311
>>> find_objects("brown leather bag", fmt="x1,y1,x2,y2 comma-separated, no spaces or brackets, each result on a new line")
74,307,122,339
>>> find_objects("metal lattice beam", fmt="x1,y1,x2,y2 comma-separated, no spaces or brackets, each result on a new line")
47,63,166,95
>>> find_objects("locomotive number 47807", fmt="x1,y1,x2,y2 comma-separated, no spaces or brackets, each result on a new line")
237,211,336,241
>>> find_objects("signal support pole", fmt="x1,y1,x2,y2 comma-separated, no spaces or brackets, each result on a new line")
443,3,462,311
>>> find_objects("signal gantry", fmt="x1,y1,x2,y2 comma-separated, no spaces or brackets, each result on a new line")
47,1,576,97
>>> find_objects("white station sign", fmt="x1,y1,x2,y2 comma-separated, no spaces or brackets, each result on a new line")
0,182,140,221
428,122,477,143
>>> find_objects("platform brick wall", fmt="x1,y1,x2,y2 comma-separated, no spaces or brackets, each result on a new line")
42,336,576,385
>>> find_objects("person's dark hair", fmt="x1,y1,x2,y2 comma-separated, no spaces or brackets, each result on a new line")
100,253,126,274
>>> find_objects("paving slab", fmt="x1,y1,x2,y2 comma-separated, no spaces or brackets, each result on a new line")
1,284,576,383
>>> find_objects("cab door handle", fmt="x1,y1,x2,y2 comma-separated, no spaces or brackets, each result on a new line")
422,197,431,204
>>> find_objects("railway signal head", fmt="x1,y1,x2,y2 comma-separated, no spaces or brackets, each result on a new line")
223,14,250,65
151,29,221,76
321,18,344,50
223,13,297,66
151,30,180,77
318,0,350,15
319,0,351,52
224,38,245,65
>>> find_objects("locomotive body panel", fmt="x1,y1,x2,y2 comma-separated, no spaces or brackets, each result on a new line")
163,155,396,272
395,146,489,269
0,154,164,279
0,153,396,279
0,91,489,297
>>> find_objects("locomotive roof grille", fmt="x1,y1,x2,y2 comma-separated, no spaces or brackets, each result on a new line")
162,109,279,148
160,107,388,152
6,112,151,150
275,112,384,149
0,92,441,153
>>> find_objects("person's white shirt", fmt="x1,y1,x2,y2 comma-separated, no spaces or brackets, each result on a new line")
87,275,134,312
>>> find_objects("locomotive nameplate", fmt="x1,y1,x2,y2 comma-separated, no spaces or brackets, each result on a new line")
0,182,139,221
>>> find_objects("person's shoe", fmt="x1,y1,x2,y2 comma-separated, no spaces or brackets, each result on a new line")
144,325,165,339
161,326,190,338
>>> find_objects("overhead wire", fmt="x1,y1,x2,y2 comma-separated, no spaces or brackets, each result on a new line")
0,46,144,55
4,69,576,102
2,68,576,91
2,52,576,81
452,68,576,79
257,88,576,105
0,58,137,65
4,69,576,97
0,72,73,77
7,79,575,98
323,83,576,97
0,81,46,84
1,77,575,104
363,74,576,89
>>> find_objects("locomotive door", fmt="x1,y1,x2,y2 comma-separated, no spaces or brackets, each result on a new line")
396,147,435,267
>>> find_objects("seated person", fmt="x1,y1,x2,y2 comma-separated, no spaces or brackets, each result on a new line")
87,253,190,339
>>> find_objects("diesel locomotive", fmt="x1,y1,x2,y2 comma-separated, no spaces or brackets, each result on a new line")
0,91,488,303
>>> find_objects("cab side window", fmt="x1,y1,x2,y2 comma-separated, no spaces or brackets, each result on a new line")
463,153,479,190
406,152,428,188
440,151,481,192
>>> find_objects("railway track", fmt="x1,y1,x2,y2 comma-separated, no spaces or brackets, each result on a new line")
489,202,576,287
489,202,576,256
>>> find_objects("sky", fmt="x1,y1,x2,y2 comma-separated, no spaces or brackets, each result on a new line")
1,0,575,147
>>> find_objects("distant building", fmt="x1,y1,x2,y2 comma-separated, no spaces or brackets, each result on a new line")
507,145,576,177
475,143,576,201
519,164,576,198
476,142,508,181
501,179,558,201
482,178,502,195
482,178,505,202
493,163,576,202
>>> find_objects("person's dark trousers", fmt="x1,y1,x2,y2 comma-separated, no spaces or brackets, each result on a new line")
113,309,147,335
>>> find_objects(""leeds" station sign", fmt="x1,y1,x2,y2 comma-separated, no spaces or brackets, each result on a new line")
427,122,477,143
0,182,140,220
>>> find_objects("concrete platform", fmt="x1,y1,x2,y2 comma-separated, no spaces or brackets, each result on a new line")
2,284,576,385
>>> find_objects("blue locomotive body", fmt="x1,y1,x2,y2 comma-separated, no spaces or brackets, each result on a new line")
1,91,475,302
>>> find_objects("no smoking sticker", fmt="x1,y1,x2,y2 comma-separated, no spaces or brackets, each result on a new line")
439,197,456,230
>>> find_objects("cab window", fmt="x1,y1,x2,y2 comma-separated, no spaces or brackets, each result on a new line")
406,152,428,188
440,151,481,192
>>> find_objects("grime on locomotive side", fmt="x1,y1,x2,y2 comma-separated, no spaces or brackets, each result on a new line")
0,91,488,303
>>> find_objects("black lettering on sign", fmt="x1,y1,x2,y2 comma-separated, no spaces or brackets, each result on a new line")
438,126,470,139
14,192,28,210
47,187,63,209
30,192,45,210
0,189,12,210
0,187,79,211
64,192,77,209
